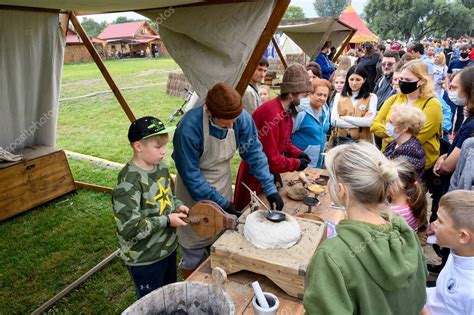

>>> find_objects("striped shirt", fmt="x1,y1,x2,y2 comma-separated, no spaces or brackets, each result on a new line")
390,204,418,231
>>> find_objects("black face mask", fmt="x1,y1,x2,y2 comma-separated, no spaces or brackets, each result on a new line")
460,52,469,59
399,80,420,95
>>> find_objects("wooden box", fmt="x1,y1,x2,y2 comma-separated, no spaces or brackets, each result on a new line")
210,213,326,299
0,146,75,220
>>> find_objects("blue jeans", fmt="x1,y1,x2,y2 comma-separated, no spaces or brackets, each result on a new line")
127,250,177,299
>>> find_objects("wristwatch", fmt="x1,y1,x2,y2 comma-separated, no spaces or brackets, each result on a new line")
166,215,170,227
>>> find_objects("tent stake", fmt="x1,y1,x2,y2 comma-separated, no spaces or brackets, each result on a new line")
32,250,120,315
235,0,290,95
69,12,136,122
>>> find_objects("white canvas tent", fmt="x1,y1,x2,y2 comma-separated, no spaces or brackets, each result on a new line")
279,33,303,56
277,17,356,62
0,0,290,151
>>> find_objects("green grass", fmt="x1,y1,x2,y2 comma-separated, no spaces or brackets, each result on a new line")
1,58,225,313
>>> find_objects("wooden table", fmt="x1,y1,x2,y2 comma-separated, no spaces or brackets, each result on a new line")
187,168,344,314
188,258,304,314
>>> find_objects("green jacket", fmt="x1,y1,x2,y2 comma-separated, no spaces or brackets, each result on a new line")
303,213,427,315
112,162,183,266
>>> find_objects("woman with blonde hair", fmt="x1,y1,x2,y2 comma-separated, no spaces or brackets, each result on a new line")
303,141,427,314
433,52,447,97
371,60,442,171
337,56,352,73
383,104,426,176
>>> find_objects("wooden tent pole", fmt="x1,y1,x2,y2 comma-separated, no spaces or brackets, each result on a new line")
69,12,136,122
333,29,356,62
235,0,290,95
312,19,337,60
272,36,288,69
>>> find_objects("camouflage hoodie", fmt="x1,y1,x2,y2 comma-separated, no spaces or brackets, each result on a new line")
112,161,182,266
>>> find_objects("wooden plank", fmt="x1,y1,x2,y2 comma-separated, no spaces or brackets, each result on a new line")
235,0,291,95
69,12,136,122
74,181,113,193
333,29,356,62
272,36,288,69
59,12,70,37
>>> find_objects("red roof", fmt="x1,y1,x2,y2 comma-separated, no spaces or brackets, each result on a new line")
98,21,157,40
66,29,82,44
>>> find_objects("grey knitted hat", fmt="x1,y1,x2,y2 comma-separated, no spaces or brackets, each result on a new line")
280,63,312,95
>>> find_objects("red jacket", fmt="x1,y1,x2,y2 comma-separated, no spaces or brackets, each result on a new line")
234,98,301,210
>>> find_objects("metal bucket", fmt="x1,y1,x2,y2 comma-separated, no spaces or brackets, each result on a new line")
122,267,234,315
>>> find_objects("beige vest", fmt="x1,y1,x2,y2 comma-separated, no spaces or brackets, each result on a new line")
336,95,372,141
175,107,237,249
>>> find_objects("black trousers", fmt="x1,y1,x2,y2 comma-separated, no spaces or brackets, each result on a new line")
127,250,177,299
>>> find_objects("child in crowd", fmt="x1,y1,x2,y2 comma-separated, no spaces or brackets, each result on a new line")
258,85,271,103
423,190,474,314
304,141,426,314
112,116,189,299
389,158,427,231
328,70,347,108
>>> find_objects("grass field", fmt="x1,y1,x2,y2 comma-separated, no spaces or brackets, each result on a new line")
0,57,246,313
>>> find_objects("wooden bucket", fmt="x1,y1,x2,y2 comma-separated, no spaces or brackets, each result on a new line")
122,268,234,315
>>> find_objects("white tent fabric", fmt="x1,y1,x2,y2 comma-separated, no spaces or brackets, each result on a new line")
0,10,64,152
278,18,354,60
0,0,204,12
140,0,276,99
279,34,303,56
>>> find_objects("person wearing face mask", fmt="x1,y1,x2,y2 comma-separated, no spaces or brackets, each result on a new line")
383,104,426,177
371,60,442,171
172,83,283,278
315,41,335,80
234,64,313,211
444,45,473,134
330,65,378,146
303,142,427,315
292,78,331,168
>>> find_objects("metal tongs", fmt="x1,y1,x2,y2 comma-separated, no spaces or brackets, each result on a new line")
241,182,286,223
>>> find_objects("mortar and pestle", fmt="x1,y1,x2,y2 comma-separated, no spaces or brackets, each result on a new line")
251,281,279,315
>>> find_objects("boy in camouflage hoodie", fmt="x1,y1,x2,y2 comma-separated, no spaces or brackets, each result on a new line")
112,116,189,299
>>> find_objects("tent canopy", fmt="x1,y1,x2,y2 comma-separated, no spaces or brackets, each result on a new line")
1,0,288,151
339,5,377,44
277,17,355,59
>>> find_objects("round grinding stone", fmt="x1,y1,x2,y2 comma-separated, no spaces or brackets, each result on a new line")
243,210,301,249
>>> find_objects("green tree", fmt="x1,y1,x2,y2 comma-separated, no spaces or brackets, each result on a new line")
283,5,306,20
313,0,350,17
80,17,107,37
458,0,473,9
364,0,472,39
113,16,143,24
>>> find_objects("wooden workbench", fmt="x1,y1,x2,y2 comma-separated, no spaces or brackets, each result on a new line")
187,168,344,314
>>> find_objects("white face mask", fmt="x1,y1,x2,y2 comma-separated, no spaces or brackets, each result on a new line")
448,91,466,106
298,97,310,111
385,123,400,139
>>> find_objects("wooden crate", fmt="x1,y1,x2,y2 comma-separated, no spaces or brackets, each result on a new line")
0,146,75,220
210,213,326,299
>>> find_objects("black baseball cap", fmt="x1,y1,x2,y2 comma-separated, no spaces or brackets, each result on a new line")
128,116,176,142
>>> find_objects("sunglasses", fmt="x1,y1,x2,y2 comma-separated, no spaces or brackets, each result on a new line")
381,62,395,67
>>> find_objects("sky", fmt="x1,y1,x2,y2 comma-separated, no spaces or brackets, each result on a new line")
83,0,368,23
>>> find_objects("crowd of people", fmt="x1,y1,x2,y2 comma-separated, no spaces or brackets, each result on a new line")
110,36,474,314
